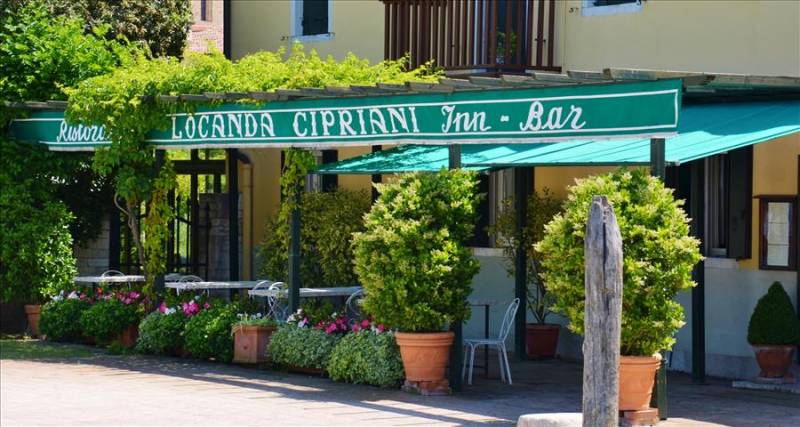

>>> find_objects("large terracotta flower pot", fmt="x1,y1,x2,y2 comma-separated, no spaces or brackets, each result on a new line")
525,323,560,359
119,324,139,349
233,325,277,364
395,331,454,382
24,304,41,338
753,345,795,378
619,355,661,411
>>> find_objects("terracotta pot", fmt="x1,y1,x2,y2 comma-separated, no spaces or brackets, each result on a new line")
753,345,795,378
119,324,139,349
24,304,41,338
395,331,454,382
232,325,277,364
525,323,560,359
619,355,661,411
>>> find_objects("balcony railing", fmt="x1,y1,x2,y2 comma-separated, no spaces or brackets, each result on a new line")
383,0,560,74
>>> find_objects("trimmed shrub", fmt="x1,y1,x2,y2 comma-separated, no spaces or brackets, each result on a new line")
352,170,481,332
183,306,238,363
80,299,140,345
536,169,702,356
39,298,90,342
748,282,800,346
137,311,186,355
269,324,341,371
328,331,404,387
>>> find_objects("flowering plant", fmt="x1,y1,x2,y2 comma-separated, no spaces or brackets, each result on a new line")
234,312,277,328
157,295,211,318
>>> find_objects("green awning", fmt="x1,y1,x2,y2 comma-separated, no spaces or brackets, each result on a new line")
316,100,800,174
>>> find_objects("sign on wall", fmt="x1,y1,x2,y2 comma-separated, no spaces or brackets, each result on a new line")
9,80,681,151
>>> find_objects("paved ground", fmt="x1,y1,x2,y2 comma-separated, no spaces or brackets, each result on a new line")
2,346,799,426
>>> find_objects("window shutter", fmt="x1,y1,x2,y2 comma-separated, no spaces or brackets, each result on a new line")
725,146,753,259
302,0,329,36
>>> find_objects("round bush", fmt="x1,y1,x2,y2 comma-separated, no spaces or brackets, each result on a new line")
136,311,186,355
328,331,404,387
269,324,341,371
80,299,140,345
748,282,800,346
183,306,238,363
536,169,702,356
353,170,480,332
39,298,89,342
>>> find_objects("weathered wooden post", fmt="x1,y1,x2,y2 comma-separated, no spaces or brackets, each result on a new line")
583,196,623,427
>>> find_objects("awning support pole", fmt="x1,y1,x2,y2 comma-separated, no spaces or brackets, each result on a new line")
227,149,240,281
514,167,533,361
690,159,706,384
448,144,463,392
288,181,302,314
371,145,383,202
650,138,668,420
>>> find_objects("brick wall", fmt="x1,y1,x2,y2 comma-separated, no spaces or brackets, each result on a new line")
74,219,110,275
188,0,224,53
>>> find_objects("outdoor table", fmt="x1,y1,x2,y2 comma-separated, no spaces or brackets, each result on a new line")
165,280,269,295
74,275,146,285
247,285,362,299
469,299,498,378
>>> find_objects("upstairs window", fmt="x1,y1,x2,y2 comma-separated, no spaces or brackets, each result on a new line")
582,0,643,16
200,0,210,22
293,0,332,39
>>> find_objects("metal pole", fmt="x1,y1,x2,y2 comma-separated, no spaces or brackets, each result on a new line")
227,149,240,281
371,145,383,202
288,190,301,314
448,144,463,392
649,138,668,420
514,167,532,361
690,159,706,384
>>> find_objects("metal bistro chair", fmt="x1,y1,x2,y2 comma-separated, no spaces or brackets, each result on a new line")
345,289,365,326
176,275,204,295
263,282,288,322
462,297,520,385
100,270,125,277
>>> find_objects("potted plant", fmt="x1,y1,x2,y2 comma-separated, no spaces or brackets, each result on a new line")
232,313,278,364
268,308,346,374
490,188,562,359
747,282,800,380
328,319,404,388
39,291,90,342
183,303,238,363
353,170,481,394
536,169,701,411
80,289,145,348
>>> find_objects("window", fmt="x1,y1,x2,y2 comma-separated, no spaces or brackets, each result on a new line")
759,197,797,270
200,0,210,22
487,168,515,247
706,154,728,256
703,148,753,259
292,0,332,40
582,0,643,17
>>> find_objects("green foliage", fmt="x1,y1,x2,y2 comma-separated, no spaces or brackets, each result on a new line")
136,311,186,355
39,298,90,342
0,0,137,102
536,169,702,356
353,170,481,332
747,282,800,346
234,314,278,328
46,0,193,58
268,324,341,371
328,331,404,387
259,188,371,286
489,188,562,323
80,299,140,345
183,305,238,362
142,161,176,297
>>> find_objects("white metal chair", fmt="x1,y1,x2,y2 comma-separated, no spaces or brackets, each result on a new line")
164,272,183,281
178,275,203,282
264,282,288,322
462,298,520,385
100,270,125,277
345,289,365,325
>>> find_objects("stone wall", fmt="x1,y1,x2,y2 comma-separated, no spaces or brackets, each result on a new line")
197,193,242,280
74,218,110,276
188,0,224,53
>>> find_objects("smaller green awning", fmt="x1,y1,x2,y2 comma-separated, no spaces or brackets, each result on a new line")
316,100,800,174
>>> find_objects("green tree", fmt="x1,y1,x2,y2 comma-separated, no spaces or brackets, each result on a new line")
536,169,702,356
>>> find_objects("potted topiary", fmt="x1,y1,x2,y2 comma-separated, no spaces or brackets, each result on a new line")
232,313,278,364
353,170,481,394
536,169,701,411
747,282,800,380
490,188,563,359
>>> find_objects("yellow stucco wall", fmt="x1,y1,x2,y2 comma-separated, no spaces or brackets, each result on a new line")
560,0,800,76
738,134,800,270
230,0,384,62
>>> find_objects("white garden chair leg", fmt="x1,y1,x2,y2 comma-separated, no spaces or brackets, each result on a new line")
462,344,470,382
497,345,506,383
468,345,477,385
501,344,512,384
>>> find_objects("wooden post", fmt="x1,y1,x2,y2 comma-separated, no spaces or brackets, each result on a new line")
582,196,623,427
227,149,240,281
288,189,302,314
514,167,533,360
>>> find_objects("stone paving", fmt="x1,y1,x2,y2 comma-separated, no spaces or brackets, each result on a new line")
2,349,799,426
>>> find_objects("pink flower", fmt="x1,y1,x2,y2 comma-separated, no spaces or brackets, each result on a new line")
361,319,370,328
351,324,361,332
325,324,337,334
376,324,385,333
130,291,140,300
159,302,167,314
203,302,210,310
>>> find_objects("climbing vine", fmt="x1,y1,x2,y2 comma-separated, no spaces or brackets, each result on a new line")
64,44,440,296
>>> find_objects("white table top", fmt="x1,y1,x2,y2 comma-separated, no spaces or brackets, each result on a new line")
248,286,362,298
165,280,269,291
74,275,145,284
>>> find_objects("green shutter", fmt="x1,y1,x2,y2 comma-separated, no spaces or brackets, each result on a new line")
726,146,753,259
